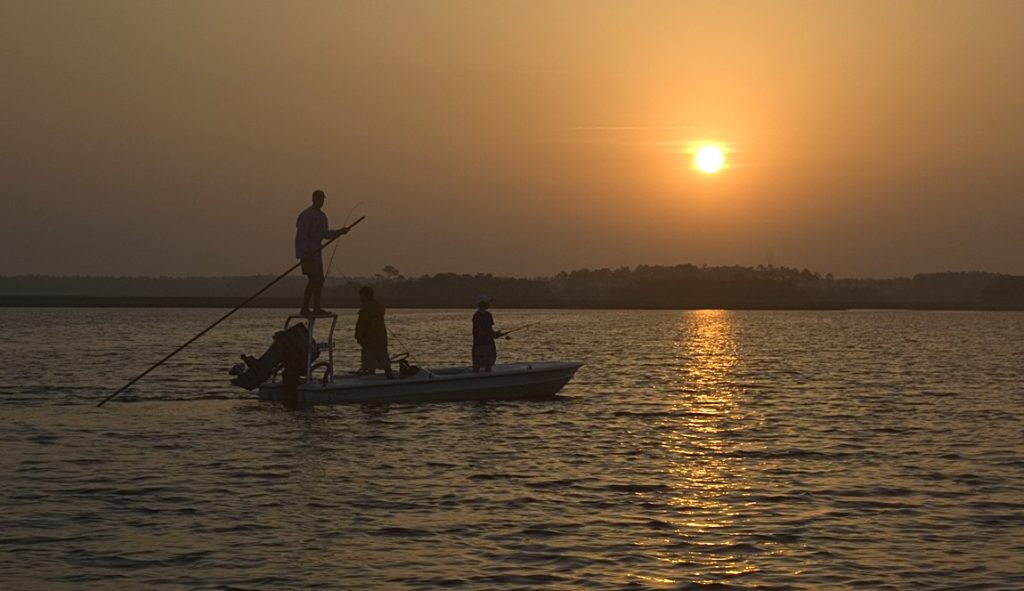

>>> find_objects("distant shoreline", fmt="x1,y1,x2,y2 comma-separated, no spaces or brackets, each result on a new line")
3,267,1023,310
1,296,1021,311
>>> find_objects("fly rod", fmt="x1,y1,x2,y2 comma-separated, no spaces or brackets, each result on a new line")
325,201,363,280
499,320,542,338
96,215,366,408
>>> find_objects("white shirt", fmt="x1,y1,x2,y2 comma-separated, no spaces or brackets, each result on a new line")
295,206,330,259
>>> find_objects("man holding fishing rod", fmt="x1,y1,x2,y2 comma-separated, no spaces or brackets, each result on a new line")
296,189,348,316
472,298,542,373
472,294,506,372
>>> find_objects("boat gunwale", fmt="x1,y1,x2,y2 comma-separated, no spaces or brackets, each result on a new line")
293,360,583,392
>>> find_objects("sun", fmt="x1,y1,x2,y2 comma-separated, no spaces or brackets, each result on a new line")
694,145,725,174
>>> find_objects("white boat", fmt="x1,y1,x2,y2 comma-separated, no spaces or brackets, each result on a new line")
258,361,583,406
230,313,582,407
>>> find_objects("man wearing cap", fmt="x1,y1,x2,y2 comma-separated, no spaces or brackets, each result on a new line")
472,295,504,372
295,189,348,315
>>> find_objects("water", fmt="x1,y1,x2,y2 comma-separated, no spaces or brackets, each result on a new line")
1,308,1022,590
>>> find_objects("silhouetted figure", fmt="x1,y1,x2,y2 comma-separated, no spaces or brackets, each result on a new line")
295,189,348,315
355,286,394,378
472,294,504,372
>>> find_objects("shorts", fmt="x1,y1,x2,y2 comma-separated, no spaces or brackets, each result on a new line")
361,345,391,371
300,255,324,278
472,343,497,369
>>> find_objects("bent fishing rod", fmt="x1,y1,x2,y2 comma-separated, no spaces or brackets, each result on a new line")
325,201,364,280
96,215,366,408
386,326,435,378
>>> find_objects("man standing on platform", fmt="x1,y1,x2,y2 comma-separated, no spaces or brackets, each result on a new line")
295,189,348,315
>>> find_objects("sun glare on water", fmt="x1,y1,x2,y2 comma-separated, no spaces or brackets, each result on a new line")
694,145,725,174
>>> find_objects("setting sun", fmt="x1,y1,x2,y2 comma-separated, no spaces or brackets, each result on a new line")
694,145,725,174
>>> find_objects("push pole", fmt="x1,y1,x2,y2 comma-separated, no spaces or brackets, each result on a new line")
96,216,365,407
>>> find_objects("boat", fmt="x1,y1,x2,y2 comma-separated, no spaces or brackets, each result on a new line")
258,361,582,405
229,313,582,407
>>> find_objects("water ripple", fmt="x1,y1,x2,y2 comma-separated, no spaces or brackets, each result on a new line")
1,308,1023,590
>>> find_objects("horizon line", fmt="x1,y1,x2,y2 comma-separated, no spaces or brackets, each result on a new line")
0,266,1019,282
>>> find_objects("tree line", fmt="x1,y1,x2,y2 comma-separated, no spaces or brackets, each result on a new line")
3,265,1023,309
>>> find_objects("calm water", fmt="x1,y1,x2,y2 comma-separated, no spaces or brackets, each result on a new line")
1,308,1022,590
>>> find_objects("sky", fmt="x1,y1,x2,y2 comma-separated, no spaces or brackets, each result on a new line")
2,0,1022,279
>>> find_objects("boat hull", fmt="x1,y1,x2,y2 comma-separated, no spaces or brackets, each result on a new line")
258,361,582,406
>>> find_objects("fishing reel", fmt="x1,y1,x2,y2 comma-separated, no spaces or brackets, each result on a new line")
390,352,422,378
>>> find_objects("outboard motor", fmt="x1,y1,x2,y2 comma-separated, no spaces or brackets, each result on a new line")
229,323,317,390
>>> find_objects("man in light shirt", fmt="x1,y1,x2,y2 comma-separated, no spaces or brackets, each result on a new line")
295,189,348,315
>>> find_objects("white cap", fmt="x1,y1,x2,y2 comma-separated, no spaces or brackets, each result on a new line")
476,294,492,304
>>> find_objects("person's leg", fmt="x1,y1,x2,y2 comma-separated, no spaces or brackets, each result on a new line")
311,273,325,312
472,345,483,372
359,346,374,374
299,255,319,314
311,255,327,313
380,348,394,379
484,343,497,372
300,274,314,314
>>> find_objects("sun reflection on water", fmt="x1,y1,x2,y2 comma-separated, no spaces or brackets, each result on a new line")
637,310,763,584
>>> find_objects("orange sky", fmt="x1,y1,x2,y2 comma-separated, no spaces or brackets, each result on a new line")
2,1,1022,278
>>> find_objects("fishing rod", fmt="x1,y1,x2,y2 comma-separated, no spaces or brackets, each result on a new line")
96,215,366,408
499,320,542,338
325,201,363,280
386,326,435,377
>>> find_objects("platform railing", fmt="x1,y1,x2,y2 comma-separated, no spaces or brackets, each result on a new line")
282,313,338,385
